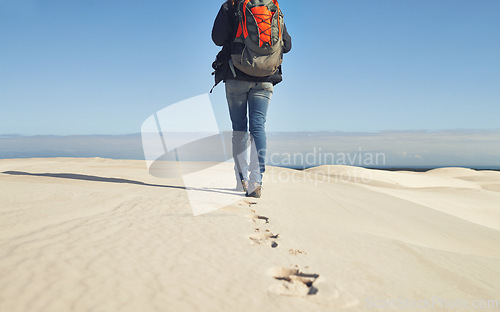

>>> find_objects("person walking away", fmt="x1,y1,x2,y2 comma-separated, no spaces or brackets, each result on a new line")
212,0,292,198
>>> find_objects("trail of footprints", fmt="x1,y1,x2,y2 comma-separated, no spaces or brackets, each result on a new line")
239,200,320,297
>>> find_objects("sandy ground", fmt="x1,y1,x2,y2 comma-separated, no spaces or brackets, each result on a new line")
0,158,499,312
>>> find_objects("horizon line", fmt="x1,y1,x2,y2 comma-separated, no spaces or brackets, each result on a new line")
2,128,500,137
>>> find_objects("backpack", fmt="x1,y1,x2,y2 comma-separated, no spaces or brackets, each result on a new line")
231,0,284,77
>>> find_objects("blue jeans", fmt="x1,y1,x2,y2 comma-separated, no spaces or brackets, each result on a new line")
225,80,273,184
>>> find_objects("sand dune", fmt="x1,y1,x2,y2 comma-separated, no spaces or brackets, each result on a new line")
1,158,499,311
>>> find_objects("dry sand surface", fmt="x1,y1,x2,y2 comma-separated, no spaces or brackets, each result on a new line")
1,158,499,312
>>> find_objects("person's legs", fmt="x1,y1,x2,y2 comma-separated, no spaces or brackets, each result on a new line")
248,82,273,185
225,80,253,185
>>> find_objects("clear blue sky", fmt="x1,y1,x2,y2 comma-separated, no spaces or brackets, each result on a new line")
1,0,499,135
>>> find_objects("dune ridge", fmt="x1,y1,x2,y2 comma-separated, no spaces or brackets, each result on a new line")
1,158,499,311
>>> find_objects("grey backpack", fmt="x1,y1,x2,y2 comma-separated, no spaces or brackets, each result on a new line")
230,0,284,77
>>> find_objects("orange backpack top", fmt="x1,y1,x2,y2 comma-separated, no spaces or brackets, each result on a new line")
230,0,285,77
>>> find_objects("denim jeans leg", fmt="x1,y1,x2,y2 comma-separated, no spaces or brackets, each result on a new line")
248,82,273,184
225,80,251,182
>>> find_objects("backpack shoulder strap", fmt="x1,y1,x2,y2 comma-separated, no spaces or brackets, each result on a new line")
232,0,245,44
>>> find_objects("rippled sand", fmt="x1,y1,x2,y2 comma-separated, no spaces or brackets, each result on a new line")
1,158,499,311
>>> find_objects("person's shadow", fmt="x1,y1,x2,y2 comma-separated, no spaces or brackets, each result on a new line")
2,171,242,196
2,170,185,189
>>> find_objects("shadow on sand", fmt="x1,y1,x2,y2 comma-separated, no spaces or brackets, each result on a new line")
2,171,186,189
1,171,242,197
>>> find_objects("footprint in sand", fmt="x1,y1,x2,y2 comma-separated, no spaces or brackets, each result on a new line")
245,213,269,224
267,267,319,297
288,249,307,256
239,200,258,208
248,230,279,248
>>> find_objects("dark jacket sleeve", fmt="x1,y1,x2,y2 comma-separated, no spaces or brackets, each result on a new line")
282,23,292,54
212,3,234,47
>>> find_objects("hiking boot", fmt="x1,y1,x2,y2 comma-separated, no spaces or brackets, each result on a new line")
236,179,248,193
246,182,262,198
